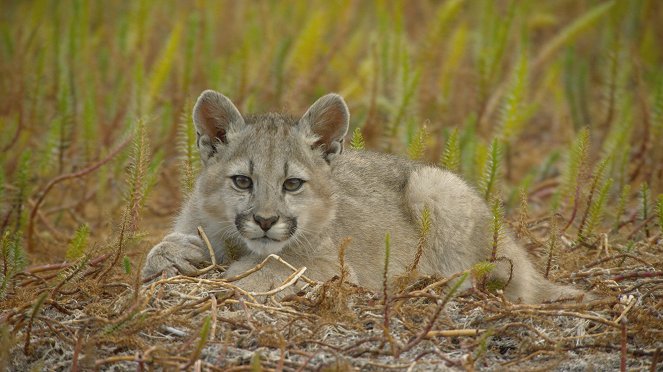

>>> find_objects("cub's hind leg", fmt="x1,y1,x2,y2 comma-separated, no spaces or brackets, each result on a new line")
404,166,491,281
404,166,587,303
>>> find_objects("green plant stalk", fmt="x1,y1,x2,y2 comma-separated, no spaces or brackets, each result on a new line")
65,224,90,262
499,45,529,144
407,125,428,160
481,139,503,201
490,198,504,261
350,127,365,150
576,159,609,242
408,206,431,273
533,1,616,68
582,178,614,242
440,128,460,172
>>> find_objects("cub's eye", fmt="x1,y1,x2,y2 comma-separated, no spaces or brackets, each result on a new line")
231,175,253,190
283,178,304,192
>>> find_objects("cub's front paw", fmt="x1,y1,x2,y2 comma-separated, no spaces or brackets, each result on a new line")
141,238,209,280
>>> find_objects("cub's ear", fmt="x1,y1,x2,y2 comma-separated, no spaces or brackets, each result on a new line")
192,90,244,161
298,93,350,159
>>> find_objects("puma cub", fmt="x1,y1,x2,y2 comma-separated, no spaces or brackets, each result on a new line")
142,90,585,303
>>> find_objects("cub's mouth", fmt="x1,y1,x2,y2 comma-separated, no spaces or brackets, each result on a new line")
234,213,298,255
255,236,282,243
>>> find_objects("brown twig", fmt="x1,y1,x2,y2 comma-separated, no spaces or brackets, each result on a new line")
26,136,131,252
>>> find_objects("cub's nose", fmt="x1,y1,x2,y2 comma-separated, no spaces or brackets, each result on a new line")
254,214,279,231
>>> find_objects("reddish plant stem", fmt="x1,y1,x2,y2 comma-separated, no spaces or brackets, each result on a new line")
26,136,131,252
612,271,663,282
561,182,582,234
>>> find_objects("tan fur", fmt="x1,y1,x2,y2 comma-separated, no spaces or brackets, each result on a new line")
142,90,586,303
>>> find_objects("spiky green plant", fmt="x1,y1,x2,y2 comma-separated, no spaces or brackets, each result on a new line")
576,158,609,242
408,206,431,273
472,261,496,279
440,128,460,173
480,139,503,201
65,224,89,262
103,119,154,276
498,45,530,145
350,127,365,150
407,125,428,160
124,119,151,232
556,127,589,209
122,255,131,275
580,178,613,243
1,232,27,299
489,198,504,261
545,213,559,278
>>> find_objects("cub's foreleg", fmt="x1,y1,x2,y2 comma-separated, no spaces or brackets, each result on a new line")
142,233,210,278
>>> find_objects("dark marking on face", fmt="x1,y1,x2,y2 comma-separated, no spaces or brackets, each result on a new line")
283,161,289,178
235,213,249,233
286,217,298,237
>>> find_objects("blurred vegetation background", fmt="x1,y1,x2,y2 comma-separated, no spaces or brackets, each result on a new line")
1,0,662,277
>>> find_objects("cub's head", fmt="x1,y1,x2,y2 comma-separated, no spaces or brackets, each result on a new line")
192,90,349,256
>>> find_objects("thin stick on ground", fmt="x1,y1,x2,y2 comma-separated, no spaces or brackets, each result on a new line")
26,136,131,252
